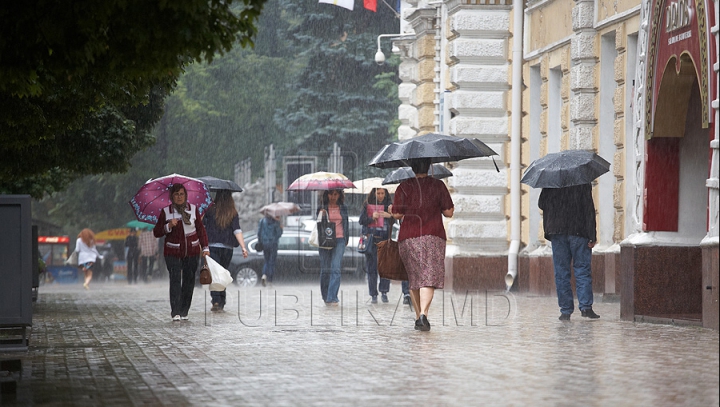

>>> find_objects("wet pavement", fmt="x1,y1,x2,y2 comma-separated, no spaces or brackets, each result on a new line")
1,280,718,406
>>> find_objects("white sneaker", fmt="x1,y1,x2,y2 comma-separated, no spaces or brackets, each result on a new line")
172,315,181,321
261,275,267,287
180,316,189,321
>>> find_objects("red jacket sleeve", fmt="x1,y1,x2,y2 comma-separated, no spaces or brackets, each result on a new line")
153,208,167,238
194,206,209,249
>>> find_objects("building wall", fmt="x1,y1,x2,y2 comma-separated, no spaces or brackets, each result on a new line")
394,0,718,330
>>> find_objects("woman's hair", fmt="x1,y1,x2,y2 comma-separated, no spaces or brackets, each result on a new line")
365,187,390,205
321,189,345,206
211,190,238,229
408,158,432,175
169,183,187,201
78,228,95,247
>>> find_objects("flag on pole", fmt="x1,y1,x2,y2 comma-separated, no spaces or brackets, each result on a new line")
319,0,354,10
364,0,377,11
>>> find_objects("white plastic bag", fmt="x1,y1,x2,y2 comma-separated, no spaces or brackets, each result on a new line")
65,251,78,266
205,256,233,291
309,225,320,248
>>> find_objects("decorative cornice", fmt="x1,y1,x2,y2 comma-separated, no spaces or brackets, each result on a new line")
407,8,439,35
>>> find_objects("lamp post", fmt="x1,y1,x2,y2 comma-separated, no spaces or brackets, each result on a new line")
374,33,415,65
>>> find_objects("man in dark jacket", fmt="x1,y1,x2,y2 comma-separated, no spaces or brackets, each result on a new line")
538,183,599,321
125,228,141,284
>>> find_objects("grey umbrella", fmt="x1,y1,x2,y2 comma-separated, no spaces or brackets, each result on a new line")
368,133,498,169
520,150,611,188
382,164,453,185
197,176,244,192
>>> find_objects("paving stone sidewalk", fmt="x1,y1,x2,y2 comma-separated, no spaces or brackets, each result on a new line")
1,281,718,406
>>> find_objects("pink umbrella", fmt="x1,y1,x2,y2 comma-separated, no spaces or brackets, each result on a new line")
287,171,356,191
259,202,302,217
129,173,213,224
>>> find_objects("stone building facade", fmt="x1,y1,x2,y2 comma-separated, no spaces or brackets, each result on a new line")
392,0,718,329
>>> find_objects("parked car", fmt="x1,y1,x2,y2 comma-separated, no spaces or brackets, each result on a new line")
228,228,366,287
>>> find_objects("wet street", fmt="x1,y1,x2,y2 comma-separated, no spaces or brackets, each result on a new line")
1,280,718,406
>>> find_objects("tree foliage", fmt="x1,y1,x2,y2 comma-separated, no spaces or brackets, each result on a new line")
26,0,402,234
274,0,400,178
0,0,267,197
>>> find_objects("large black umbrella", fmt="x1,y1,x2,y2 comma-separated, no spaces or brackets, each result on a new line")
368,133,498,169
198,176,244,192
382,164,453,185
520,150,611,188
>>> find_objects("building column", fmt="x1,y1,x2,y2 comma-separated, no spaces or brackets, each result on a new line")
445,1,513,291
702,0,719,330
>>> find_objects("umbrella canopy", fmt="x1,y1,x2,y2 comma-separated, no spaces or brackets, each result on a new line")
382,164,453,185
287,171,356,191
344,177,398,194
129,173,213,224
520,150,611,189
368,133,498,169
259,202,302,218
197,176,244,192
126,220,154,230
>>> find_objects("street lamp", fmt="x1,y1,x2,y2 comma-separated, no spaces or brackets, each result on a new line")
375,33,415,65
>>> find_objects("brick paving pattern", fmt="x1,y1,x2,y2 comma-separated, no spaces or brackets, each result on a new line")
1,281,718,406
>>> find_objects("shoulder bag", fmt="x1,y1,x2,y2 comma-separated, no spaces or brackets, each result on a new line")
376,239,408,281
316,211,336,250
357,233,373,254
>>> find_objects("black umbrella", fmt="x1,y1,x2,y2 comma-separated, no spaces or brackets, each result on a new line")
197,176,244,192
382,164,453,185
520,150,611,188
368,133,498,169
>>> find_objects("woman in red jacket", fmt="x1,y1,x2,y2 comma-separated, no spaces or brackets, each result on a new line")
153,183,209,322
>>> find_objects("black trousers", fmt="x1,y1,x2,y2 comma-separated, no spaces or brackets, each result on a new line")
140,256,156,281
165,256,199,317
127,252,140,284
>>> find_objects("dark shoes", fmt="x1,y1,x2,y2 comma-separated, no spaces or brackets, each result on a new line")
581,308,600,319
559,313,571,321
371,296,378,304
415,314,431,331
403,295,411,305
381,293,389,303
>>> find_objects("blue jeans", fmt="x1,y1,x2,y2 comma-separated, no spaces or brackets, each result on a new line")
209,247,233,307
550,234,593,314
165,256,199,317
262,243,278,282
364,239,390,297
319,238,345,303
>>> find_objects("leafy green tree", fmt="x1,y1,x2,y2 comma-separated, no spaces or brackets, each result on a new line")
274,0,400,179
0,0,267,197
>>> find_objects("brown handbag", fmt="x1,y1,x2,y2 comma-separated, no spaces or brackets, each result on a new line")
376,239,408,281
199,257,212,285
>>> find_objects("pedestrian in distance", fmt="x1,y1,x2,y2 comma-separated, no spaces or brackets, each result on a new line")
75,228,103,290
138,229,158,283
257,213,283,287
153,183,210,322
358,187,410,304
203,189,248,311
125,228,141,284
317,189,349,306
391,158,454,331
538,183,600,321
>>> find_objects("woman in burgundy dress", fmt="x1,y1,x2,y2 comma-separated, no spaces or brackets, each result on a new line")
391,158,454,331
